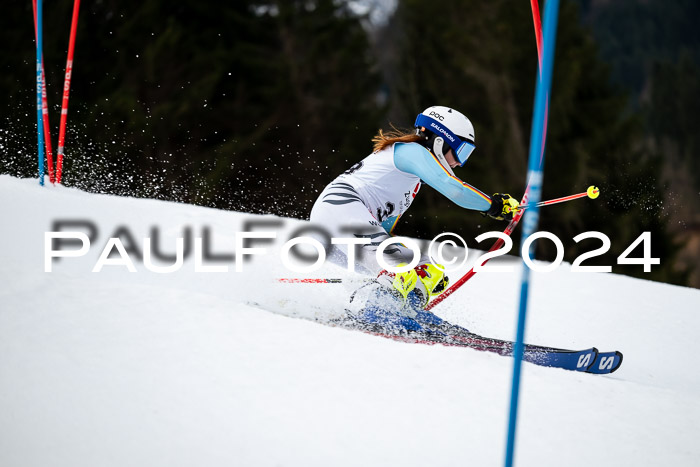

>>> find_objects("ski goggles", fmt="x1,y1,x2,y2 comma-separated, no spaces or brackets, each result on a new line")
415,113,476,166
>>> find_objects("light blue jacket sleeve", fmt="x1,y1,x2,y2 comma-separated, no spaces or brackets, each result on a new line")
393,143,492,212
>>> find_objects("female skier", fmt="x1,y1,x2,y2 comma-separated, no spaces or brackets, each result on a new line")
310,105,518,329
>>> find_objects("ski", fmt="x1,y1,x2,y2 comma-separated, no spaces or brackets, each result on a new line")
335,315,620,374
433,322,622,374
245,300,623,374
586,350,624,374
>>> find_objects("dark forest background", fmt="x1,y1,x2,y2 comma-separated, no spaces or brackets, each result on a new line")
1,0,698,287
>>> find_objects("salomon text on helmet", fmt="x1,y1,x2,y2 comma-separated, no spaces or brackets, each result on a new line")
414,106,476,166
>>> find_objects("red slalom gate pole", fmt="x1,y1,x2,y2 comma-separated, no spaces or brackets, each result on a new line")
530,0,543,71
40,67,55,184
426,1,546,312
56,0,81,185
32,0,55,184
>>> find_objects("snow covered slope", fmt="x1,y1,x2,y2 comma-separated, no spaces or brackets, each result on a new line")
1,174,699,467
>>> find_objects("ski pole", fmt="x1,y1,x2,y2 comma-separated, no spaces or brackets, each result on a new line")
277,278,343,284
514,185,599,211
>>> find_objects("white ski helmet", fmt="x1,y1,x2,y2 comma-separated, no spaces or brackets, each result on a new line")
414,105,476,166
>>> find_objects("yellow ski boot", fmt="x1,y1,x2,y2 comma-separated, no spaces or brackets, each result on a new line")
389,263,449,309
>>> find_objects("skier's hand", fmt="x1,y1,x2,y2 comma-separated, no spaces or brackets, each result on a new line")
483,193,519,221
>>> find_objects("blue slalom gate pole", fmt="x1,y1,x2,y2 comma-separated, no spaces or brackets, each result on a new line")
504,0,560,466
35,0,45,185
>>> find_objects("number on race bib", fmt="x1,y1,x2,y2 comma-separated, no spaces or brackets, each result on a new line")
375,202,395,223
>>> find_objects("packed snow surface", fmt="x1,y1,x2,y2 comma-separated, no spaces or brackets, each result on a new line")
1,175,699,466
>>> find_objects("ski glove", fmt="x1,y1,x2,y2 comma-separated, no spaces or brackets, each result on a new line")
483,193,519,221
